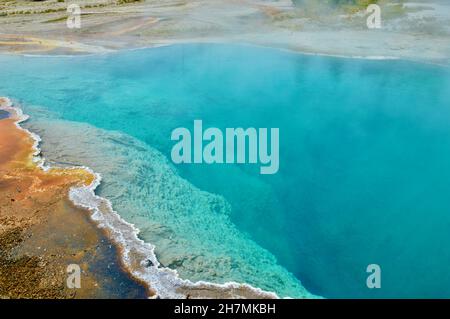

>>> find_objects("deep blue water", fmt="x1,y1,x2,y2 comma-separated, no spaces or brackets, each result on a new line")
1,44,450,298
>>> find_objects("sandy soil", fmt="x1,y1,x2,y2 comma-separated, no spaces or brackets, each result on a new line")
0,0,449,64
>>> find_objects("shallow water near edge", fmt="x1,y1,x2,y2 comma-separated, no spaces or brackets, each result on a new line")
1,44,450,298
0,110,9,120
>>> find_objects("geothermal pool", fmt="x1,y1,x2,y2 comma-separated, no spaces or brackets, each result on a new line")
1,44,450,298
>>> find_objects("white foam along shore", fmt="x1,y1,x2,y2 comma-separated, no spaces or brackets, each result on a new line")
0,96,289,299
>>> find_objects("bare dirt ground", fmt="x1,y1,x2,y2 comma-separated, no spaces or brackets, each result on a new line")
0,0,449,64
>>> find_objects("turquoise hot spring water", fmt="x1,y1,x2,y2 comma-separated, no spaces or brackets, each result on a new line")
1,44,450,298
